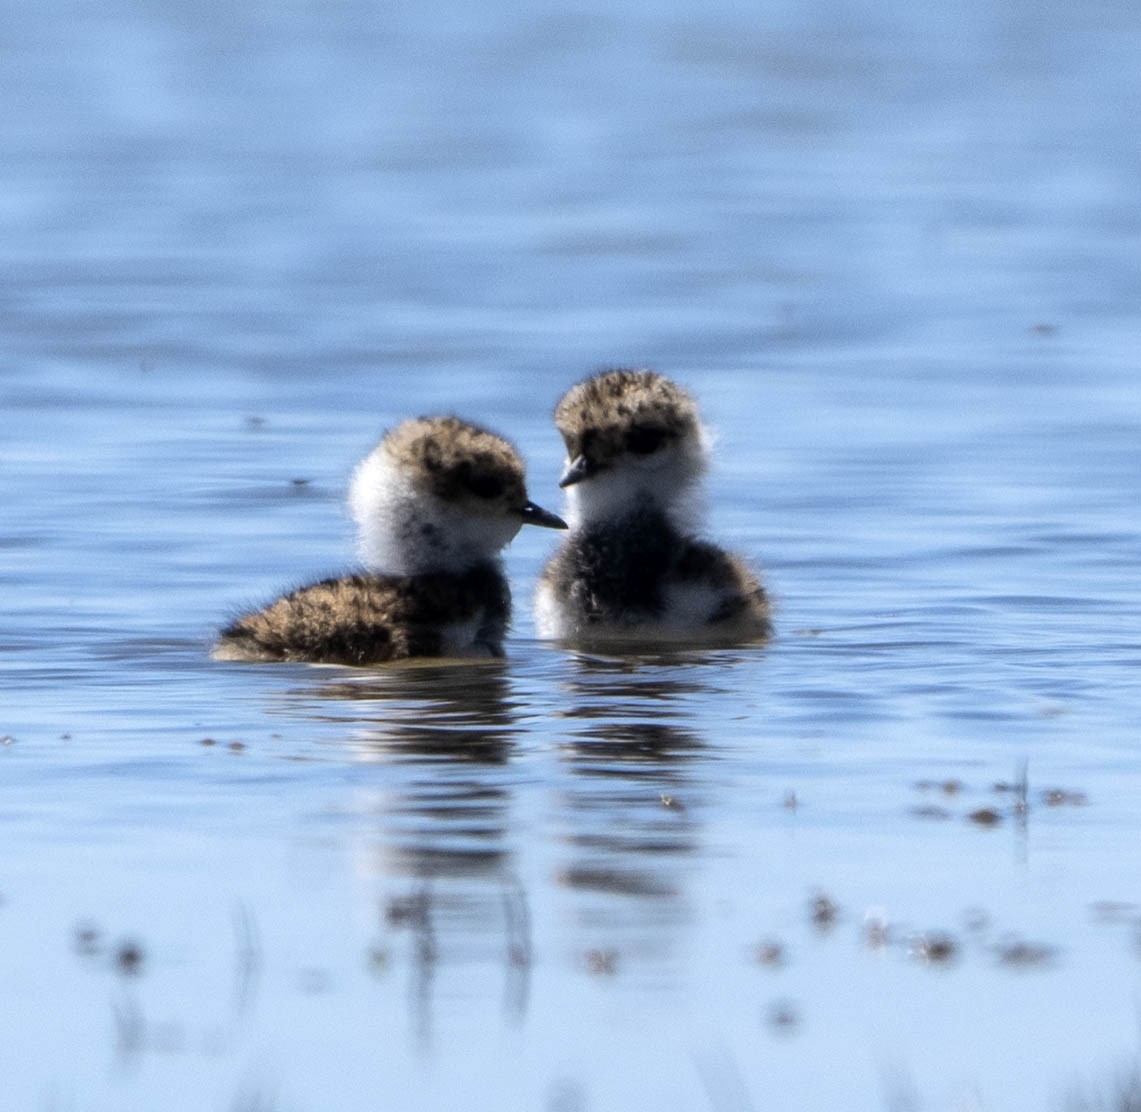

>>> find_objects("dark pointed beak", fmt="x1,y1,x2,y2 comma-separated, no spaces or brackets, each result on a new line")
558,455,594,488
519,501,568,530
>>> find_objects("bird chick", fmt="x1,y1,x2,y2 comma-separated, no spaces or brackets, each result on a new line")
535,369,771,645
215,416,565,665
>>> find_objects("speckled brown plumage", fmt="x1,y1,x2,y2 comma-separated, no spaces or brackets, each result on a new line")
385,416,528,506
215,564,511,665
554,369,700,476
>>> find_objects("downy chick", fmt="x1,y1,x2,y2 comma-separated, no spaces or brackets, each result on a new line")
535,369,771,645
216,416,565,665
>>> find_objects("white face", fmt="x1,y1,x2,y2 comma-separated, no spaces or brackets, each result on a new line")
563,430,710,528
436,500,522,564
349,448,521,575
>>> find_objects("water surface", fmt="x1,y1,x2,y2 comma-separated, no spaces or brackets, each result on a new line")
3,2,1141,1110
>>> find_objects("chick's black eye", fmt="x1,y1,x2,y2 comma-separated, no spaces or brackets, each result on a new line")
467,474,504,499
626,425,666,455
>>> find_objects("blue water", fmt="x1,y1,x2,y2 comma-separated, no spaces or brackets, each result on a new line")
3,2,1141,1110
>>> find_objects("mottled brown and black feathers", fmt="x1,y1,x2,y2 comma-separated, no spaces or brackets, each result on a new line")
539,503,770,641
215,564,511,665
553,368,701,480
382,416,528,507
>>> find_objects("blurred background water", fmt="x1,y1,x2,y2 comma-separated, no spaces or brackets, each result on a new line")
2,1,1141,1110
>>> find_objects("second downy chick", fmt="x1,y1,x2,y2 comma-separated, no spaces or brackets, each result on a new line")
535,369,771,645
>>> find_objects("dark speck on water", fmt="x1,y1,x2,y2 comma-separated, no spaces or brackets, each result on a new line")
963,908,993,933
766,1000,800,1034
909,931,959,965
4,0,1141,1108
968,808,1004,827
755,940,786,968
912,804,954,820
809,893,840,930
114,940,145,977
995,940,1059,969
583,949,618,976
74,922,102,957
1088,902,1138,925
862,912,891,950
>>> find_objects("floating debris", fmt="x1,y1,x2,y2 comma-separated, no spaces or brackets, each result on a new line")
583,948,618,976
766,999,800,1034
74,921,102,956
963,907,992,933
114,939,145,977
782,791,798,811
911,804,953,821
914,778,963,795
995,938,1058,968
1089,901,1139,925
1041,788,1088,807
659,793,686,813
992,760,1031,817
755,940,786,968
909,931,959,965
809,893,839,930
863,910,891,951
967,807,1003,827
228,741,246,753
0,735,14,746
199,737,217,747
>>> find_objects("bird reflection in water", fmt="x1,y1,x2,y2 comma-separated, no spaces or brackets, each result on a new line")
291,662,531,1045
308,660,519,768
553,651,728,957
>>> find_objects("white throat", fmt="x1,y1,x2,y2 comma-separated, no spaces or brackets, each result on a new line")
563,437,710,532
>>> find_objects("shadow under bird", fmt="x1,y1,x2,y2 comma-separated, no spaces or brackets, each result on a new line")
215,416,566,665
535,368,771,645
